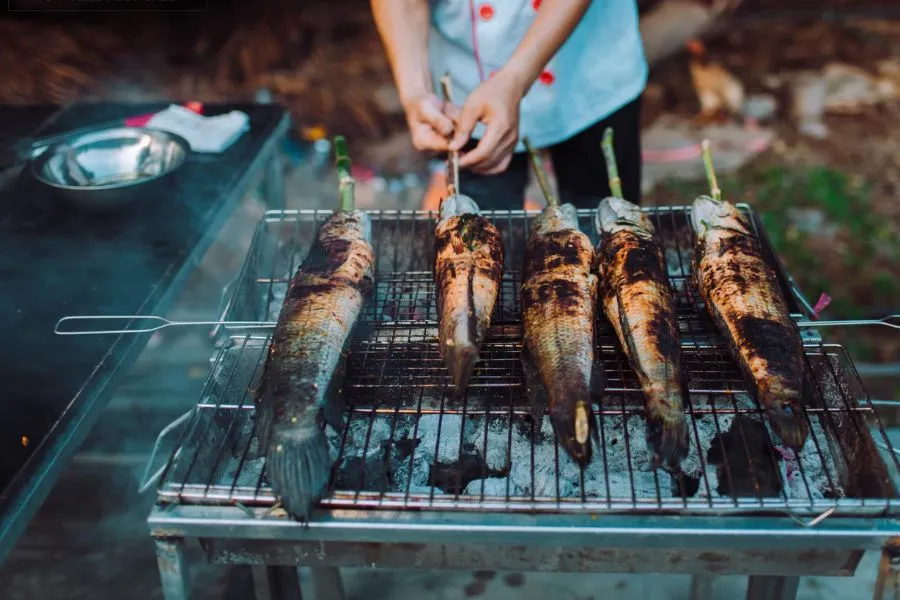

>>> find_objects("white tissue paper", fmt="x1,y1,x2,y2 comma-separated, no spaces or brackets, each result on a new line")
146,104,250,153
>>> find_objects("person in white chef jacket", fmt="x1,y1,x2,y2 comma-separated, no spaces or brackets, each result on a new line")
371,0,647,209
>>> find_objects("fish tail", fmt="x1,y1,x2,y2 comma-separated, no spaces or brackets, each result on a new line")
769,373,814,451
549,393,594,468
766,402,809,451
646,409,690,467
265,413,332,521
445,339,478,393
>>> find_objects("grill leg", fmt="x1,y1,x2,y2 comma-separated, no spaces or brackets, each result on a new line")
252,566,303,600
311,567,345,600
689,575,714,600
746,575,799,600
155,537,191,600
874,541,900,600
264,153,285,210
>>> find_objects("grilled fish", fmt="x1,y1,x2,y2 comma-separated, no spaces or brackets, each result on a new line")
434,194,504,392
256,210,376,520
595,197,690,466
521,204,600,467
691,196,809,450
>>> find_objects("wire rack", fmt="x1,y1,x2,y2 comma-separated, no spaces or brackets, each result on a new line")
155,207,900,517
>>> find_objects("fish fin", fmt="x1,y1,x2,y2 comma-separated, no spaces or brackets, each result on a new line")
589,348,605,444
646,404,691,468
265,408,332,522
770,361,817,452
521,345,548,424
648,345,692,469
758,361,811,452
246,387,274,461
321,354,349,432
766,400,809,452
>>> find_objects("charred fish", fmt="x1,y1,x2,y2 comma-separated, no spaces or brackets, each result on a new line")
691,194,810,450
596,196,690,466
520,139,599,466
255,137,376,520
434,194,504,392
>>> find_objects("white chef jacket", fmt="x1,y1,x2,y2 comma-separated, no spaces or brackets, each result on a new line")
428,0,647,150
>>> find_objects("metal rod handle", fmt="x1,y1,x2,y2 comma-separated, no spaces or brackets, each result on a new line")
54,315,275,336
138,409,194,494
796,315,900,331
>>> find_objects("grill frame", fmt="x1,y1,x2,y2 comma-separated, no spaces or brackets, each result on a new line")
152,206,900,519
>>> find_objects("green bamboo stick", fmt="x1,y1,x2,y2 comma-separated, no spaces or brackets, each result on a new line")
701,139,721,202
334,136,355,212
523,137,558,207
601,128,623,199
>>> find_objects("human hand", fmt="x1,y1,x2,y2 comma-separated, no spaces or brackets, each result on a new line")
403,93,460,153
449,70,525,174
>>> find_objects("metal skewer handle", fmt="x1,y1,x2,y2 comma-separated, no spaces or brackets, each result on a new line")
54,315,276,336
796,315,900,331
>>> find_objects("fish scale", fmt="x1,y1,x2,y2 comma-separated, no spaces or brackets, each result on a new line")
595,196,690,467
433,195,504,393
691,194,810,450
520,203,599,467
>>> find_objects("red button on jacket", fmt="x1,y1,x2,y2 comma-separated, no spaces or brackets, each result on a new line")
532,0,542,10
479,3,494,20
539,70,555,85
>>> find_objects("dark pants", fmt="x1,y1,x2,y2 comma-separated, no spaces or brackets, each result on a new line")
456,94,642,210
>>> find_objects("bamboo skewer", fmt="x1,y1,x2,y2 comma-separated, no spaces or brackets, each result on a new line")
601,128,624,199
523,137,558,208
334,135,355,211
439,72,460,197
701,139,722,201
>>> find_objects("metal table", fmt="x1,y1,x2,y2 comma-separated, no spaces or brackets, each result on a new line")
0,101,290,565
147,207,900,600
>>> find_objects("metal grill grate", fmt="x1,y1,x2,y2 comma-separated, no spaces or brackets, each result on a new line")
156,207,900,517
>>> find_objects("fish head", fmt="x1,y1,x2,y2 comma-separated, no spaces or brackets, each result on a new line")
321,209,373,244
439,193,480,223
690,195,750,238
532,203,580,236
595,196,654,237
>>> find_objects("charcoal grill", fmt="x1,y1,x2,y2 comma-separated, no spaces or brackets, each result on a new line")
146,206,900,600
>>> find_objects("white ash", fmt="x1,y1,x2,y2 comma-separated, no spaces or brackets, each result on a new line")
330,396,843,502
414,414,467,464
773,421,842,500
464,477,523,497
408,485,445,496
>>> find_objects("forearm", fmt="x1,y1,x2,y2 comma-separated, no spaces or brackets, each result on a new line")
501,0,592,95
371,0,433,106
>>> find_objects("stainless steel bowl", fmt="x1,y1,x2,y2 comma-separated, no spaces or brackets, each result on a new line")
31,127,189,212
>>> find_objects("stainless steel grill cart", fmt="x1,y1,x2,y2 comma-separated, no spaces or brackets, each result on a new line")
146,207,900,600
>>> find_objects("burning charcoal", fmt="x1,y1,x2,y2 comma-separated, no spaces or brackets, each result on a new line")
333,455,391,493
707,415,783,499
343,416,394,458
670,470,701,498
427,447,500,495
391,436,421,461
